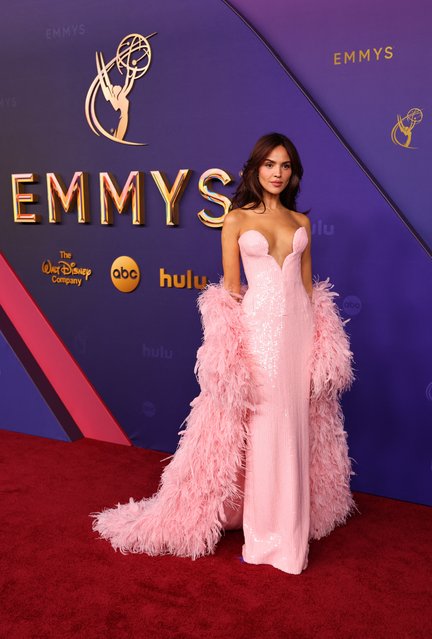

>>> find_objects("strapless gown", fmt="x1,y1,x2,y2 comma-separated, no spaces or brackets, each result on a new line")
90,224,334,576
223,226,314,574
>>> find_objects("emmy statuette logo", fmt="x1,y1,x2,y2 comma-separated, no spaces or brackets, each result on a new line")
111,256,141,292
391,107,423,150
85,32,156,146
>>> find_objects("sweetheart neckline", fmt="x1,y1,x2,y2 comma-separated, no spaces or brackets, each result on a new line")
238,226,306,271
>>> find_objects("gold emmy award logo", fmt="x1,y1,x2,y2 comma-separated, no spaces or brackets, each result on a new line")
390,107,423,149
85,32,156,146
111,256,141,293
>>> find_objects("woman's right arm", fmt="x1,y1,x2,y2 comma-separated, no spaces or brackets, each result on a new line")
221,209,242,297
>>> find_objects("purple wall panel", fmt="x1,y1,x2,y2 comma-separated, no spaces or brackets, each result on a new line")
228,0,432,249
0,330,70,442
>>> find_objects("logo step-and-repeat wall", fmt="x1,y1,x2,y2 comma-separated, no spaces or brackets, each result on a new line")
0,0,430,506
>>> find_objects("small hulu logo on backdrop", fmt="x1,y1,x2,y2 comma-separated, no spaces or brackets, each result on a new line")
159,268,207,289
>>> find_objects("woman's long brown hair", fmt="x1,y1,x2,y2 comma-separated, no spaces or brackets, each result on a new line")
230,132,309,214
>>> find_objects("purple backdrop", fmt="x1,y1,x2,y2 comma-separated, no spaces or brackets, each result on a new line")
0,0,431,506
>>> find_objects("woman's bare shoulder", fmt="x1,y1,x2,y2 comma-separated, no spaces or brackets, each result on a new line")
223,208,245,228
292,210,311,229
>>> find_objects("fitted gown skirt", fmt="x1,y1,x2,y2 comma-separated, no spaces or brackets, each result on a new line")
224,227,314,575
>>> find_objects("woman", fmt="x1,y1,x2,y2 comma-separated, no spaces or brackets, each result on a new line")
91,133,356,574
220,132,314,573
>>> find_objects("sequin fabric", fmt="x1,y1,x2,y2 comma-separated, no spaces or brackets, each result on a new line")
226,226,314,575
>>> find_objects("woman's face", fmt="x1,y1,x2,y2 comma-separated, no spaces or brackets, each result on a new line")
258,145,292,196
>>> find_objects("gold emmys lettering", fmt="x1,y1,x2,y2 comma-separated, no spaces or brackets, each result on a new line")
12,169,233,228
85,32,157,146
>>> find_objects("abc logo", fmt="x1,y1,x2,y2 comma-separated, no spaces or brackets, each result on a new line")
342,295,362,316
110,256,140,293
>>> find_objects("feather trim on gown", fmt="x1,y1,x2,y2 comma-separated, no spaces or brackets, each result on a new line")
90,277,358,557
90,282,259,558
308,277,358,539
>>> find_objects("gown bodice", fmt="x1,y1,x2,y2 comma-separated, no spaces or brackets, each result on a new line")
238,226,311,317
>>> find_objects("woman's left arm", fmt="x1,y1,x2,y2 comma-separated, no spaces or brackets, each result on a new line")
300,216,313,300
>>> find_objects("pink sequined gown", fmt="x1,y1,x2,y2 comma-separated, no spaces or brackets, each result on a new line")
224,225,314,575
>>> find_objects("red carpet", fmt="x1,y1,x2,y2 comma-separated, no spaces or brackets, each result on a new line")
1,428,430,639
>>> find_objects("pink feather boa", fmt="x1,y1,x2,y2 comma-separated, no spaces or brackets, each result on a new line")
90,277,357,557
